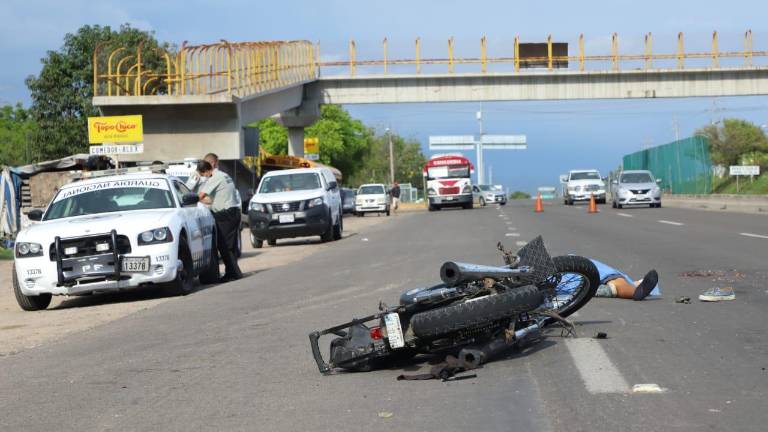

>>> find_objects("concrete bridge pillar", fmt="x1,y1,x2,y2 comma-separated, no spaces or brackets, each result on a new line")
287,128,306,157
274,100,320,158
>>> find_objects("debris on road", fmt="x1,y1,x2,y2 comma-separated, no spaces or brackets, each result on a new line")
699,287,736,302
378,411,394,419
632,383,667,393
675,296,691,304
594,332,608,339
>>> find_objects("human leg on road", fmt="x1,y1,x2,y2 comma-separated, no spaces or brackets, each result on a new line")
214,207,243,281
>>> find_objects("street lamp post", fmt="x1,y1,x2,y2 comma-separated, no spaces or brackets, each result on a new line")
387,127,395,185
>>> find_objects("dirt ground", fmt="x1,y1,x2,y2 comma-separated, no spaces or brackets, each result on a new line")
0,212,406,356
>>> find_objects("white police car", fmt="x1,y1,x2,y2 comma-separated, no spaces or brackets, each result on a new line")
12,168,219,311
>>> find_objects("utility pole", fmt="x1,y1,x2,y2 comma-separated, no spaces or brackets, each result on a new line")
386,127,395,185
673,115,680,141
476,110,484,184
488,165,493,184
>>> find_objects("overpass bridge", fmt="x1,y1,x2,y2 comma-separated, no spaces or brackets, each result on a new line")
92,31,768,159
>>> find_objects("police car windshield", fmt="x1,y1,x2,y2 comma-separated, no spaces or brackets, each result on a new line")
44,179,175,221
259,173,321,193
358,185,385,195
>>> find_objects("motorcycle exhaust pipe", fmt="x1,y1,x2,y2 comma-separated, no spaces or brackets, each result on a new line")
457,323,542,366
440,261,529,287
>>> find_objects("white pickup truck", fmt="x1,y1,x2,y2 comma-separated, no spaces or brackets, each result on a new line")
560,170,607,205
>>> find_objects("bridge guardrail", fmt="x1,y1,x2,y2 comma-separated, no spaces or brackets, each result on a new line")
93,40,316,97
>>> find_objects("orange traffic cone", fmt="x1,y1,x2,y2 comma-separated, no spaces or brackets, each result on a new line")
534,192,544,213
588,193,599,213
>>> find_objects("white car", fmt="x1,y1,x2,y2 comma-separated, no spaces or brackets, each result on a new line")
248,167,343,247
12,170,219,311
355,184,390,216
560,169,607,205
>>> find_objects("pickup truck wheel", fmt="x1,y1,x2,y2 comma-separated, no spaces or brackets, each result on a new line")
199,235,220,285
12,264,52,311
333,209,343,240
250,232,263,248
321,212,334,242
169,240,194,295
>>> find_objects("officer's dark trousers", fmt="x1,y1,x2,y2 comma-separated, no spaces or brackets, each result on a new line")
213,207,243,279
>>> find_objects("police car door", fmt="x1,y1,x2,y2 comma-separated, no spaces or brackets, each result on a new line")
172,180,208,271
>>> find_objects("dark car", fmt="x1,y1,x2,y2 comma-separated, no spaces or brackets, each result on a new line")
340,188,356,214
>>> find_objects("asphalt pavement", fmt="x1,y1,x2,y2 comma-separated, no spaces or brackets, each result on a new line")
1,201,766,431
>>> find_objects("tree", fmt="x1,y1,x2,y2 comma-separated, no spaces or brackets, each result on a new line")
306,105,371,179
0,104,37,166
253,119,288,155
696,118,768,168
348,133,427,187
25,24,170,160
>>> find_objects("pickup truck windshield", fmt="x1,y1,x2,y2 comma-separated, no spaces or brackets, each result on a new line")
570,172,600,180
259,173,321,193
358,185,385,195
45,181,175,221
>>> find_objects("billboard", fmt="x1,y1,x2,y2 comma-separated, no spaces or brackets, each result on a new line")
518,43,568,69
88,115,143,144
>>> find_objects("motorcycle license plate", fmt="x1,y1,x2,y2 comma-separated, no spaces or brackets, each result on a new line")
384,313,405,349
122,256,150,272
278,214,295,224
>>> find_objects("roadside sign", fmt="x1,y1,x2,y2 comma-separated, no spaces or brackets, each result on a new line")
88,115,143,144
89,144,144,155
729,165,760,176
304,137,319,160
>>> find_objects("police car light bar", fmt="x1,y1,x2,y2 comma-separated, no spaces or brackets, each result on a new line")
69,164,168,180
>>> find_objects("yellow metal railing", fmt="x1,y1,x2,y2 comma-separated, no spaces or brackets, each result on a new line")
94,40,316,97
331,31,767,75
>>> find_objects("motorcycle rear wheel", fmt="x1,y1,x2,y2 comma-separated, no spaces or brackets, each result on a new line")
410,285,543,339
535,255,600,319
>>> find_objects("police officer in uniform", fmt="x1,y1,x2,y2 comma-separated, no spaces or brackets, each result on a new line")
196,160,243,282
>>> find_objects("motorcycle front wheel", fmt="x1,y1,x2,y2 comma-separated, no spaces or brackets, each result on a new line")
535,255,600,319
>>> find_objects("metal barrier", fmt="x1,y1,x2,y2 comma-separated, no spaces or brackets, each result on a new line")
332,30,766,75
93,40,316,97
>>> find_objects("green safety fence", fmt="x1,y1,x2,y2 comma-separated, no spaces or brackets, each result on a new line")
623,136,712,194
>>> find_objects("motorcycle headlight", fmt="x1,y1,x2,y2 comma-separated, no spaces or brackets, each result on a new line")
16,242,43,258
249,202,267,212
306,197,324,208
138,227,173,245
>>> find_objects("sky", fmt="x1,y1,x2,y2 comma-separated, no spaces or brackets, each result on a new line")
2,0,767,193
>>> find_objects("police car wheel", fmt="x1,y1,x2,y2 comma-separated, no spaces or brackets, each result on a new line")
12,264,52,311
169,240,194,295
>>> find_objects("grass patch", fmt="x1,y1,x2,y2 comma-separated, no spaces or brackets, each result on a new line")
712,172,768,194
0,248,13,261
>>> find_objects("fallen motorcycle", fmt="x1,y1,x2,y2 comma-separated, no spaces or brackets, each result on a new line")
309,236,600,375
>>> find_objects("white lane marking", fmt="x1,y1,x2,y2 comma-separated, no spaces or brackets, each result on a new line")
740,232,768,239
505,232,520,237
565,339,630,394
507,227,517,231
658,220,684,226
515,241,527,246
616,213,633,218
505,221,513,225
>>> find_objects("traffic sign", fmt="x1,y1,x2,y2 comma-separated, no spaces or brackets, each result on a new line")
729,165,760,176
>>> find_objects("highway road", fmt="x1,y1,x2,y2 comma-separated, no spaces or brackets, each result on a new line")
1,202,766,431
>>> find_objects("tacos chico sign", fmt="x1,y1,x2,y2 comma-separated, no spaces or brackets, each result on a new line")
88,115,143,144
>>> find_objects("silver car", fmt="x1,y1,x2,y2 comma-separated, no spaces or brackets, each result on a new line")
472,185,507,206
611,170,662,208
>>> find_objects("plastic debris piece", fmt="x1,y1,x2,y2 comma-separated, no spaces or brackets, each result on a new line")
699,287,735,302
594,332,608,339
675,296,691,304
632,383,666,393
378,412,394,418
